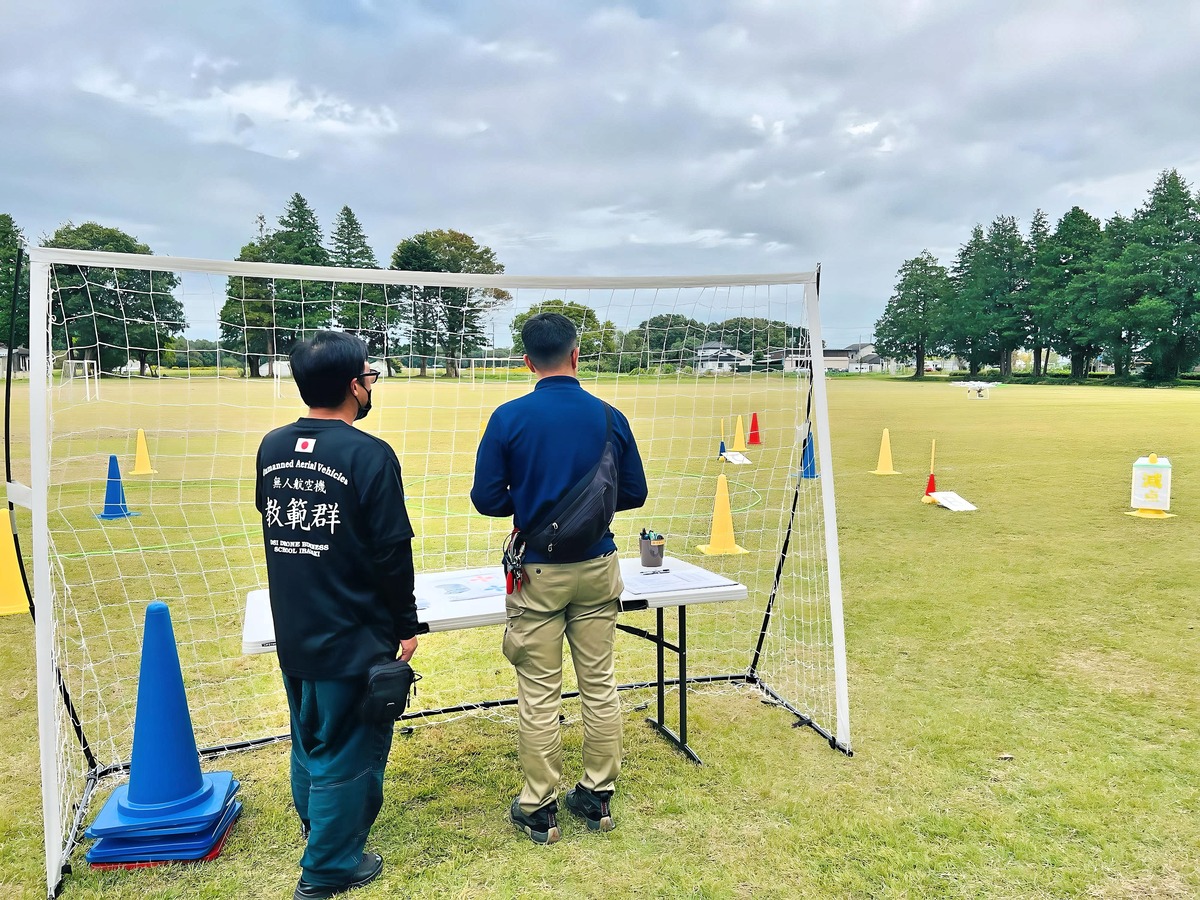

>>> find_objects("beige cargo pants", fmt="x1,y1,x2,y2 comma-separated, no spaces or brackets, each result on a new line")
503,552,624,814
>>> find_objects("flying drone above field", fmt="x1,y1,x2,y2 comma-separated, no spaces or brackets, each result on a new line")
951,381,1000,399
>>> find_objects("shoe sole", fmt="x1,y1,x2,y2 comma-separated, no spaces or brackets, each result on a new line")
509,810,561,845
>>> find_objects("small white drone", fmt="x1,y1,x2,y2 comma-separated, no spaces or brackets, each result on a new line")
951,381,1000,399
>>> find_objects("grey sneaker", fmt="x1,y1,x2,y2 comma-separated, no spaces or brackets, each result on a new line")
509,797,561,845
564,784,615,832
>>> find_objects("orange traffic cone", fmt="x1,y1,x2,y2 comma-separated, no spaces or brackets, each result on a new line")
921,439,938,504
747,413,761,445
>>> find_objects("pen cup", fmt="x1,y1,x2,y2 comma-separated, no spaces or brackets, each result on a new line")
639,536,666,568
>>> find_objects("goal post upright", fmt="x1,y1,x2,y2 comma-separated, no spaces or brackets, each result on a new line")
27,255,64,898
804,271,852,753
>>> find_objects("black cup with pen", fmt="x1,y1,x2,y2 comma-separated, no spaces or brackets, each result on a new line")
639,528,666,568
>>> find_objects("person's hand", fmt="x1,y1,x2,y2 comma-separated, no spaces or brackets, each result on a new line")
399,636,418,662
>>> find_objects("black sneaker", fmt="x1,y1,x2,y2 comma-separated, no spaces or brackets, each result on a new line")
509,797,561,845
294,851,383,899
564,784,615,832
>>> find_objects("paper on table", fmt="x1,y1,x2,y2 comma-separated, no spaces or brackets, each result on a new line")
620,557,738,596
418,569,508,606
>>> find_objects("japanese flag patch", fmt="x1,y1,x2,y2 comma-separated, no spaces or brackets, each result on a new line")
295,438,316,453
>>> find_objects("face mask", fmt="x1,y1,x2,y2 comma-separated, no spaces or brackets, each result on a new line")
355,389,372,421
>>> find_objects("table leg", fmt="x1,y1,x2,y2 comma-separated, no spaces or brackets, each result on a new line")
643,605,702,764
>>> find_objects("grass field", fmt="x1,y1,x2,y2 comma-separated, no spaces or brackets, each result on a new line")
2,376,1199,899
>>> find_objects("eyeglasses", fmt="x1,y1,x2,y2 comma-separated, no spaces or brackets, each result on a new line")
356,369,381,385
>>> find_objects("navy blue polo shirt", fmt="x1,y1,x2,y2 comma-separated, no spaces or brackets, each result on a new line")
471,375,648,563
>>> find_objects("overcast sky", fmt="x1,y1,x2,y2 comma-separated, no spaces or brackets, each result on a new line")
3,0,1199,346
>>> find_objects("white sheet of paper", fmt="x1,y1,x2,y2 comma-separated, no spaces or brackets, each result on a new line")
619,556,739,596
930,491,977,511
722,451,751,465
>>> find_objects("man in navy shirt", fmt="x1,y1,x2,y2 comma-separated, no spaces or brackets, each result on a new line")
255,331,427,899
472,312,648,843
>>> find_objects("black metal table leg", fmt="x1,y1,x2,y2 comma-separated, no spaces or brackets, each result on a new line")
643,603,702,764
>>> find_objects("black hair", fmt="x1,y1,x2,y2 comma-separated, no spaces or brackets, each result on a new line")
289,331,367,409
522,312,578,369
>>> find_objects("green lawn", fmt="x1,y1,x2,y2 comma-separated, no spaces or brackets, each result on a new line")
2,376,1198,898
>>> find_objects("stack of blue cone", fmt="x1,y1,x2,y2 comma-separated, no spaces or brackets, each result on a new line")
85,602,240,866
798,438,819,480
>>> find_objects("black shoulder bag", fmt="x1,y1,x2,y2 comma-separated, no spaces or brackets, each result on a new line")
517,403,619,560
362,658,421,722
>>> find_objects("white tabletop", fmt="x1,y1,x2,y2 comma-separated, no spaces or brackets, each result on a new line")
243,556,747,655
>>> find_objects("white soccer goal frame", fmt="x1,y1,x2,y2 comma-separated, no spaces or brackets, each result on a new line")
61,358,99,401
17,246,850,898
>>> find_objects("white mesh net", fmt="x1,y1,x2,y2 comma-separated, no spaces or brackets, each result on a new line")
27,250,849,887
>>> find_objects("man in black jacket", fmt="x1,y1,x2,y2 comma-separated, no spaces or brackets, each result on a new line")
255,331,427,899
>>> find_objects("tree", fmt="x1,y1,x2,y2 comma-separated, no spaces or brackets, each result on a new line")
1035,207,1106,377
0,214,29,354
636,313,706,367
510,299,617,367
220,216,276,377
44,222,184,375
981,215,1032,376
946,226,996,377
390,230,509,377
219,196,333,377
703,317,802,360
1094,213,1139,376
1025,209,1052,375
271,193,332,344
178,338,219,368
873,251,951,377
328,206,391,367
1110,170,1200,379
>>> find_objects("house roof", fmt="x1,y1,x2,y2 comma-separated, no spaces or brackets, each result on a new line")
859,353,882,364
696,341,733,351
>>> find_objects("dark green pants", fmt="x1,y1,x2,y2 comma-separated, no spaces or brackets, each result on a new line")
283,673,393,888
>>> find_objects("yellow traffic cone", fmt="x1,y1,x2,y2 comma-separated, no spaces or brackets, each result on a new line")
0,534,27,616
698,473,748,555
731,415,748,452
720,418,726,445
871,429,900,475
130,429,157,475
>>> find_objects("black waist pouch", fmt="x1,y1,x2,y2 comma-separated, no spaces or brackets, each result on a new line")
361,659,420,723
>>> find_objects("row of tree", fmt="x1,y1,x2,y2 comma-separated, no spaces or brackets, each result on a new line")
2,198,803,378
874,169,1200,379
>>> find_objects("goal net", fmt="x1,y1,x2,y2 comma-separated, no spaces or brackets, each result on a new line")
19,247,850,895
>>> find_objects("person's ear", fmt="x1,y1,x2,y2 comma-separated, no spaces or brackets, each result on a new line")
524,354,537,374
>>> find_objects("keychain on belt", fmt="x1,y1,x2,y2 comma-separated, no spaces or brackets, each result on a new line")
502,528,526,594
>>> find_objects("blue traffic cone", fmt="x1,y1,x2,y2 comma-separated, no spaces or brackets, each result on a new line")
96,454,139,520
86,603,235,837
718,440,726,460
799,438,819,479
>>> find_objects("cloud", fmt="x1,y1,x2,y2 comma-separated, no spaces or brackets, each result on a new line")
3,0,1200,345
75,67,399,159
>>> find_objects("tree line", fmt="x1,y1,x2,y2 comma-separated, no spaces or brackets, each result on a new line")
2,196,803,378
873,168,1200,380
